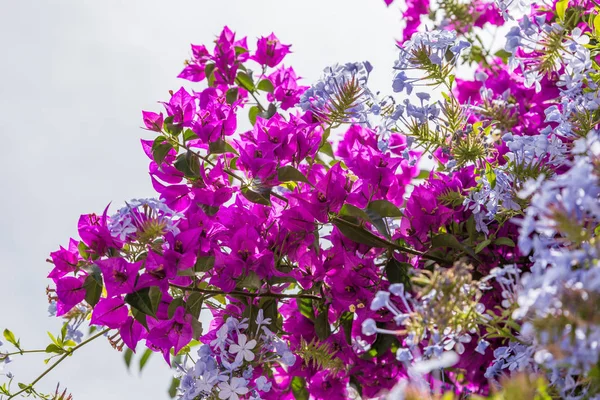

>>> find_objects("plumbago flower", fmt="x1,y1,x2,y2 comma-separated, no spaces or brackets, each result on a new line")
176,311,291,400
4,0,600,398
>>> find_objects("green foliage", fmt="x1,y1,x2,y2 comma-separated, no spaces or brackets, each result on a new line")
313,76,364,126
124,287,162,319
278,165,310,184
257,78,274,93
173,150,200,178
298,297,315,320
314,305,331,340
291,376,309,400
437,0,475,33
3,329,20,350
139,348,153,373
236,71,255,92
471,374,556,400
385,258,412,288
83,267,103,307
297,337,345,374
241,187,271,206
437,189,465,208
406,261,484,342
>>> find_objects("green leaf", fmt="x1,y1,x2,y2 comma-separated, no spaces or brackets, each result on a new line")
174,150,200,178
320,142,334,158
333,217,391,248
431,233,479,261
494,49,512,63
163,115,183,136
415,169,431,180
131,308,148,330
225,87,239,105
298,298,315,321
3,329,18,349
594,13,600,36
385,258,412,288
234,46,248,56
291,376,309,400
213,294,227,305
448,74,455,88
60,322,68,344
209,139,238,155
249,105,260,125
236,72,255,92
168,377,180,398
494,237,516,247
139,348,153,373
45,344,65,354
152,142,173,166
241,187,271,206
364,200,402,239
124,348,134,369
556,0,568,20
466,215,476,242
83,267,103,307
260,298,280,333
204,63,215,82
257,79,274,93
315,305,331,340
238,271,262,290
182,129,198,142
340,312,354,345
186,292,203,320
367,200,404,218
191,318,203,339
278,165,309,184
47,331,59,347
125,287,160,318
259,103,278,120
193,256,215,273
339,204,369,220
485,162,496,190
475,239,492,254
168,297,185,319
77,241,92,260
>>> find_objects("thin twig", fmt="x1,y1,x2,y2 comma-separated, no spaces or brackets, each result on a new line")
170,284,321,301
8,328,111,399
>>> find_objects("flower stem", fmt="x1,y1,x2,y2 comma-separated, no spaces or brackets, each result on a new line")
7,328,111,399
170,284,322,301
0,349,48,358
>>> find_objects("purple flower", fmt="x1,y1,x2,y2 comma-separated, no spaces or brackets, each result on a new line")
147,307,194,360
96,258,140,298
55,276,86,316
161,87,196,127
252,33,291,68
142,111,164,132
90,297,129,329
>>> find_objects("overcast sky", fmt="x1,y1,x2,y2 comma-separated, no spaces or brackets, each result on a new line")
0,1,403,398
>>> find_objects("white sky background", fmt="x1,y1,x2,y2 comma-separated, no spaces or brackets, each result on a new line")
0,1,404,399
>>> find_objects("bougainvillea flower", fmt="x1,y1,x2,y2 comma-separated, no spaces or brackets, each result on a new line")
146,307,194,361
119,316,147,352
95,258,140,298
55,276,86,316
48,239,80,280
90,297,129,329
252,33,291,68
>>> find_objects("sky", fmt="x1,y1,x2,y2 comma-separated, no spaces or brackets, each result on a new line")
0,1,404,399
